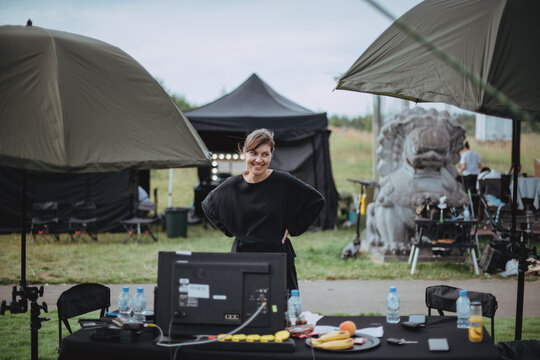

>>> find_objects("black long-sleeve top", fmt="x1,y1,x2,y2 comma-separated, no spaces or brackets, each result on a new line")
201,170,325,253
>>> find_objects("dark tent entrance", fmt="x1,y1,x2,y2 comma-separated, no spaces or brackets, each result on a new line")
0,167,150,234
186,73,338,229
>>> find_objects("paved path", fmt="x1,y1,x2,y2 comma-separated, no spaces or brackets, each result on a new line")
1,279,538,318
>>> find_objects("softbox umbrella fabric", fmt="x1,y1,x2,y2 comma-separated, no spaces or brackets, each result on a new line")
337,0,540,121
0,25,211,173
336,0,540,340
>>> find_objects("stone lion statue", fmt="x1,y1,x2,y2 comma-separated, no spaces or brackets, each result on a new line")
363,107,469,255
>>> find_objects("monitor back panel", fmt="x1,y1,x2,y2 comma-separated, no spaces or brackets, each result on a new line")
155,251,287,337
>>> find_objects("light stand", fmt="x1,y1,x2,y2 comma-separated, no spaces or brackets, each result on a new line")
0,170,49,360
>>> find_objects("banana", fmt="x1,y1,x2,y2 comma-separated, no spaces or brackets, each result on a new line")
217,333,232,341
314,338,355,350
274,330,290,341
314,330,351,345
260,335,275,342
246,334,261,342
231,334,247,342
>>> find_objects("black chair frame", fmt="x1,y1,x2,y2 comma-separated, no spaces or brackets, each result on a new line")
121,201,158,243
68,201,98,243
425,285,498,341
30,201,60,243
57,283,110,350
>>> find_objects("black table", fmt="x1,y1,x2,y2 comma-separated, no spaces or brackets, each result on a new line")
59,316,501,360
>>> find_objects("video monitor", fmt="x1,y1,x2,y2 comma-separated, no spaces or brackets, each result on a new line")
155,251,287,337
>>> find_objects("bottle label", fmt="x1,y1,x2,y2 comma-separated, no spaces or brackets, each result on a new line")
468,316,483,342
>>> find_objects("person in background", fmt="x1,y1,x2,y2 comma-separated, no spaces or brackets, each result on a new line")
202,128,325,291
458,141,482,193
478,167,501,180
137,185,152,204
508,163,524,177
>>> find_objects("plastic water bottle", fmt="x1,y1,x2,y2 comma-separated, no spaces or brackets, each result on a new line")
287,289,302,326
456,289,470,328
463,206,470,220
118,286,132,318
386,286,400,324
132,287,147,322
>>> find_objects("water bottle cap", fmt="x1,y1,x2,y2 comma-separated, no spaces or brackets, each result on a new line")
459,289,467,296
291,289,299,296
137,287,144,293
389,286,396,293
122,286,129,292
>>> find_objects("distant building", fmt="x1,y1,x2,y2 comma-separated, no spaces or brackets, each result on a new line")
475,114,512,141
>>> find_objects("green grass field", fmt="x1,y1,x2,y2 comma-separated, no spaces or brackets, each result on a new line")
0,226,502,284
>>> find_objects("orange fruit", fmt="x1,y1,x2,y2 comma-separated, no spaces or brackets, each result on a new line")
339,320,357,336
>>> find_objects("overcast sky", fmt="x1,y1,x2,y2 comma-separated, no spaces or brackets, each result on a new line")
1,0,440,117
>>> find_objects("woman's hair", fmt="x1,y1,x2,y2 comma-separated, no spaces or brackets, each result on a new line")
240,128,275,153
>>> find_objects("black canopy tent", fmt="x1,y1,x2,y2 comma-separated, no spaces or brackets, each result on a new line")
0,167,146,234
186,74,338,229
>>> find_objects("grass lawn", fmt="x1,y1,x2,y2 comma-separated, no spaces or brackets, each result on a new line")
0,226,509,284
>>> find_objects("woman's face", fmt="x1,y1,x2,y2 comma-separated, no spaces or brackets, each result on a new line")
244,143,272,178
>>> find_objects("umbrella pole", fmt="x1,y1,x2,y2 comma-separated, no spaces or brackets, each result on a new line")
511,119,524,340
0,170,49,360
21,169,27,287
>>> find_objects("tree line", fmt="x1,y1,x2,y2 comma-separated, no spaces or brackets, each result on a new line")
158,77,538,134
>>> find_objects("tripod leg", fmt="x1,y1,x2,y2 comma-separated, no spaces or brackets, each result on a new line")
411,247,420,275
408,244,416,264
470,248,480,275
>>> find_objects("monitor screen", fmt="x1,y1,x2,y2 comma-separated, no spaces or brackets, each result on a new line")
155,251,287,337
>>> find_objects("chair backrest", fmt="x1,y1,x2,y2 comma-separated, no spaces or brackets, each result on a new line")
500,174,512,202
425,284,498,341
136,201,157,218
31,201,59,221
57,283,110,349
71,201,97,220
425,285,498,318
479,178,502,198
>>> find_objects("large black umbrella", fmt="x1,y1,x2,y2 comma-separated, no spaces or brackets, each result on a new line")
337,0,540,340
0,23,211,358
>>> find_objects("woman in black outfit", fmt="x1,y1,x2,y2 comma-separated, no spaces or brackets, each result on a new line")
202,128,325,291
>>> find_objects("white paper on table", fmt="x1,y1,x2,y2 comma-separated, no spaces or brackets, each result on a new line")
301,311,324,325
356,326,384,338
312,325,339,335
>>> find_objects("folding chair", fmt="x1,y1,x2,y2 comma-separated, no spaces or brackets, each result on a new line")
425,285,498,341
57,283,110,350
67,201,98,243
30,201,60,243
121,201,158,243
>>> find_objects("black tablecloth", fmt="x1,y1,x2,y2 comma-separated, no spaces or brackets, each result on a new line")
59,316,501,360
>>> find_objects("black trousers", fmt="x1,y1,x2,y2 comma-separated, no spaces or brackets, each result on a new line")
463,175,478,193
